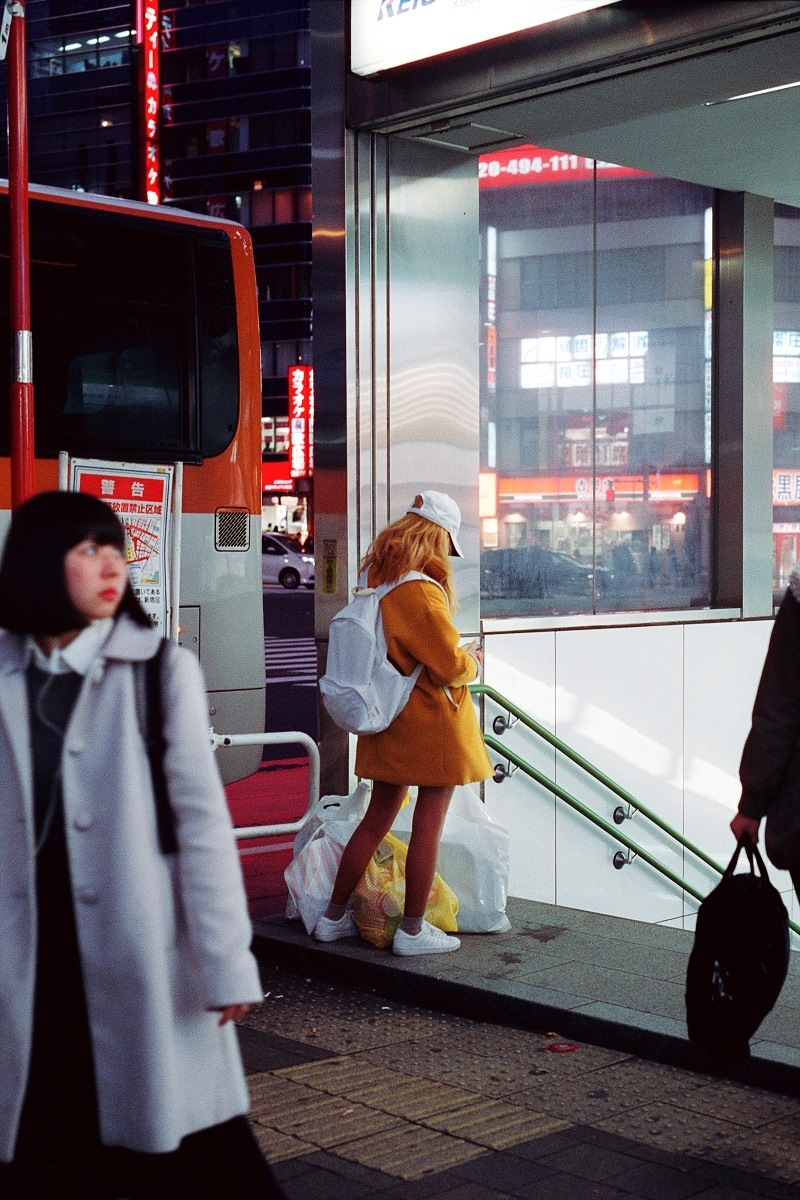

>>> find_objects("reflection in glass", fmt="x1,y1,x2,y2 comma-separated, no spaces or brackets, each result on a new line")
772,205,800,604
479,146,713,617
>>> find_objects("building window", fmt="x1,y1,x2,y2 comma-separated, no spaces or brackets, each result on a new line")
480,147,712,617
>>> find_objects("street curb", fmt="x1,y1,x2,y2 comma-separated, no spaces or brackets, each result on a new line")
252,920,800,1099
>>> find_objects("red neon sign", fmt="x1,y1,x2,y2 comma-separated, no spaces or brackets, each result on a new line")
479,146,652,189
288,365,314,478
138,0,161,205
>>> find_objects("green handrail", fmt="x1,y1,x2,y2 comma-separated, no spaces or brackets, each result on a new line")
472,682,722,878
482,732,705,902
472,684,800,938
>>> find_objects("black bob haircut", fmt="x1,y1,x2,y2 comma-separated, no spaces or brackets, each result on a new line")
0,490,152,636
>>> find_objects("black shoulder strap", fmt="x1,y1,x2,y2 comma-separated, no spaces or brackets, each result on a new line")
145,638,178,855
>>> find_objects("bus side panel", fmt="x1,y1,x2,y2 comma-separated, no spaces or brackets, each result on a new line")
179,511,265,784
0,458,58,508
181,228,261,516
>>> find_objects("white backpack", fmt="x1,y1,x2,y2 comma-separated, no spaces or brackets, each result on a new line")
320,570,445,735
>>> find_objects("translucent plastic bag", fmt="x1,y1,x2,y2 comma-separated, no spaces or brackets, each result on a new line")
392,785,511,933
353,832,459,949
284,782,371,933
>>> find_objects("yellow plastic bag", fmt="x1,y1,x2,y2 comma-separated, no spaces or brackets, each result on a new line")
353,832,459,948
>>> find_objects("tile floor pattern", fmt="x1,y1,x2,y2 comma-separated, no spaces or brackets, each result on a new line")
241,965,800,1199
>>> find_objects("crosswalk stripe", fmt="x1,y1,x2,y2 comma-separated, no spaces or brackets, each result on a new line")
264,635,317,687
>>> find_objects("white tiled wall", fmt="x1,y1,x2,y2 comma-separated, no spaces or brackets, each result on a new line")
482,616,786,926
481,631,558,905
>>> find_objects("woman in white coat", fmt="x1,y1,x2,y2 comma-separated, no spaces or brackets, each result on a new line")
0,491,281,1198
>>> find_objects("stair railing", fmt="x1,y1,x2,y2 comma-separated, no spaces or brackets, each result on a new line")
471,683,800,937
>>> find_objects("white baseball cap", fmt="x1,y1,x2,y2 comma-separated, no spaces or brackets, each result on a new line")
407,490,463,557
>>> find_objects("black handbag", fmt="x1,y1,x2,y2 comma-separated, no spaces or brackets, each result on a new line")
685,838,790,1061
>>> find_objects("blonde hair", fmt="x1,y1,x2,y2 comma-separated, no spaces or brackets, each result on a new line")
360,511,456,610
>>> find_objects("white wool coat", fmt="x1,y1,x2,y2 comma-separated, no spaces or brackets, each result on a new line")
0,615,262,1159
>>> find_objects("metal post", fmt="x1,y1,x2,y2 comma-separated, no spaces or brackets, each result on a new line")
6,1,34,509
169,461,183,642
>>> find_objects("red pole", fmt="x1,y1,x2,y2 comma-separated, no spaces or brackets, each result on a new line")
7,3,34,509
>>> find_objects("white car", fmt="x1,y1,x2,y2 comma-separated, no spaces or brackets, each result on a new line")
261,534,314,589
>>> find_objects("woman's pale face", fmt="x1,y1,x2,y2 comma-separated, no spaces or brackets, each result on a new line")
64,539,128,624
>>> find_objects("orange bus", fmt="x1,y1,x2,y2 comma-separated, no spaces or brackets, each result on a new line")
0,183,264,783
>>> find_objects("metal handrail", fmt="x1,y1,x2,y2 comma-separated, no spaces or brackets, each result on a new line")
481,731,800,938
483,732,705,900
472,685,800,937
472,682,722,878
211,730,319,839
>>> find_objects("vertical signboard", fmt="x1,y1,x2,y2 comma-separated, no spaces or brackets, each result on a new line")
137,0,161,204
288,365,314,479
69,460,174,631
486,225,497,395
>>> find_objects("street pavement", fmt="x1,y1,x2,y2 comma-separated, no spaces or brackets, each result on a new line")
262,588,317,760
241,963,800,1199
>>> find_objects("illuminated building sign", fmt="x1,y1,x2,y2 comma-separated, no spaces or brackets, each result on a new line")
498,474,699,504
351,0,621,77
520,331,649,388
773,470,800,505
486,226,496,395
288,365,314,478
516,327,799,390
261,462,296,494
138,0,161,205
480,147,651,188
775,330,800,382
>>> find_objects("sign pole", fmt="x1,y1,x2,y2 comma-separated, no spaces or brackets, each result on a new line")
3,0,34,508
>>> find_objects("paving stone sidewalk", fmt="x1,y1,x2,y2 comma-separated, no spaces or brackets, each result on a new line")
252,895,800,1096
241,964,800,1199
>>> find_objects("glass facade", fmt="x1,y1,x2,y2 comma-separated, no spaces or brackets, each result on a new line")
773,203,800,602
480,146,713,617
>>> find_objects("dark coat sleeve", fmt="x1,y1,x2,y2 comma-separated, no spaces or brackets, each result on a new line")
739,589,800,818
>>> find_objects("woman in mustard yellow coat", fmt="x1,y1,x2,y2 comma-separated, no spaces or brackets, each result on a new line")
315,492,492,957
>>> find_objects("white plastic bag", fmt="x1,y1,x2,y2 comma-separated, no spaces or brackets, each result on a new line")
392,785,511,933
284,781,371,933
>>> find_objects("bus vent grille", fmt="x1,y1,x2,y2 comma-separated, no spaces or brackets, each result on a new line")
214,508,250,551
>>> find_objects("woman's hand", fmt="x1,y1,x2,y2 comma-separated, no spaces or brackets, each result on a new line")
730,812,761,845
213,1003,252,1026
464,639,484,666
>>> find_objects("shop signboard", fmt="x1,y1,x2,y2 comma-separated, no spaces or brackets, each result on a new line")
69,459,174,631
498,473,699,503
137,0,161,205
480,146,651,188
261,462,295,494
351,0,621,77
288,364,314,479
774,469,800,505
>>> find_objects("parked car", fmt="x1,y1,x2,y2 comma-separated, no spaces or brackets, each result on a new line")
268,532,307,554
262,533,314,589
481,546,613,599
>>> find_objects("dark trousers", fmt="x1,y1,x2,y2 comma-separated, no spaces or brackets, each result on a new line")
0,1115,284,1199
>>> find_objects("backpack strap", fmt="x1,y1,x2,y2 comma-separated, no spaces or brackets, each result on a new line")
135,638,178,856
381,572,460,705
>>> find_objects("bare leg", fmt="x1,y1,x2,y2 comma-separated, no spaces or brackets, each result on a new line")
328,781,408,907
403,785,455,919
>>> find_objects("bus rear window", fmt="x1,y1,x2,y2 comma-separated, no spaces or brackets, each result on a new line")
0,197,239,463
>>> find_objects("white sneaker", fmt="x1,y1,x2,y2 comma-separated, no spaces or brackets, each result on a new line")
314,910,358,942
392,921,461,956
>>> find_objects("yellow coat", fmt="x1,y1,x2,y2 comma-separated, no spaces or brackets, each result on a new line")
354,577,493,787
